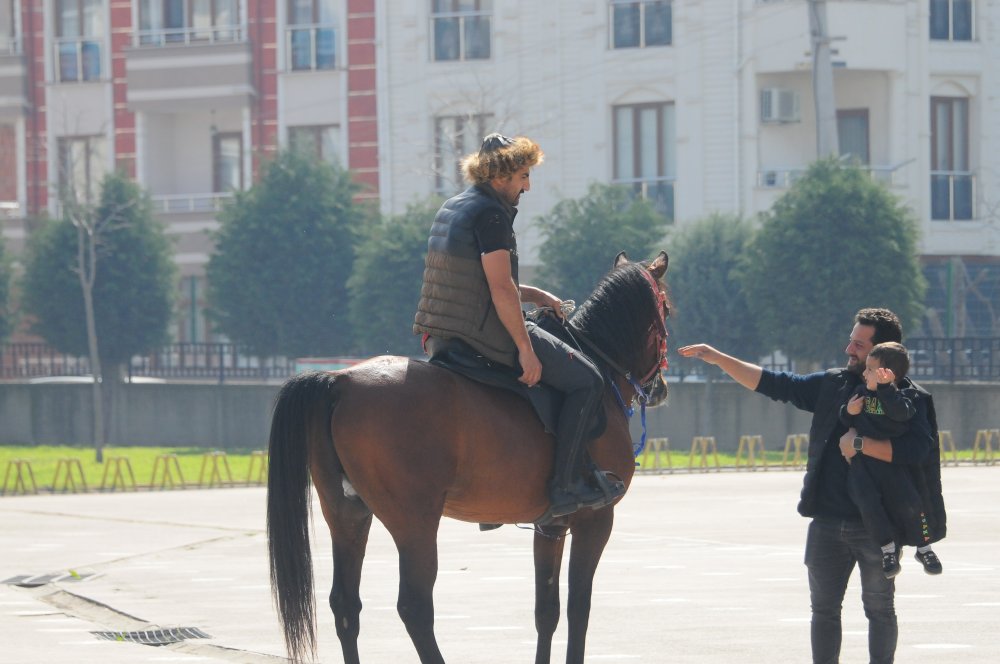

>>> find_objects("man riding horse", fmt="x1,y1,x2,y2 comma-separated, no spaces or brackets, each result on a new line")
413,133,625,519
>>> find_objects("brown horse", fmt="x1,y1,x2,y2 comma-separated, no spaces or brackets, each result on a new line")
267,251,670,664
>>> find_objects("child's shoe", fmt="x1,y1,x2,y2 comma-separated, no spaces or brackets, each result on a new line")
915,549,943,575
882,549,901,578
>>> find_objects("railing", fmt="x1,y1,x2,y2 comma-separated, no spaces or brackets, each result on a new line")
286,25,336,71
0,201,20,218
55,37,102,83
134,25,244,47
0,343,296,384
758,165,906,189
668,338,1000,384
930,171,975,221
150,193,233,214
1,36,20,55
614,177,675,221
5,338,1000,384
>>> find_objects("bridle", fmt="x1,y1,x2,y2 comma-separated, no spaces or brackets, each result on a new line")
568,266,668,398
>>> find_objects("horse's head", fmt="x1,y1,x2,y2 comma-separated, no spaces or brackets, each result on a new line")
570,250,671,406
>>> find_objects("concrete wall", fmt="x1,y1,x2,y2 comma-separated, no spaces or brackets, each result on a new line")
1,380,998,452
0,383,279,449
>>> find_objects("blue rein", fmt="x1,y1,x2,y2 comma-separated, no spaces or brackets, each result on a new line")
609,373,650,460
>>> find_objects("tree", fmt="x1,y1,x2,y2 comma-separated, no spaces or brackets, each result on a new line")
668,213,765,364
206,150,366,358
347,198,440,357
22,172,176,458
742,158,925,366
537,183,669,306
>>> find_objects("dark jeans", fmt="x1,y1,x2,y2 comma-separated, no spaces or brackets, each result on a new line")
805,518,897,664
524,321,604,486
848,455,927,547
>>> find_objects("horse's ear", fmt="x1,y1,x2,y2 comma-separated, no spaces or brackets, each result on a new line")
648,251,668,278
613,251,629,268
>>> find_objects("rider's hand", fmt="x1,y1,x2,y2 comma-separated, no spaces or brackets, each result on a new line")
677,344,723,366
518,347,543,386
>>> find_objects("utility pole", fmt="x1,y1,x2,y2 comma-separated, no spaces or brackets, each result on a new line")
808,0,839,158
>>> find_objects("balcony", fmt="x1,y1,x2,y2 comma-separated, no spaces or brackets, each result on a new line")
750,1,908,74
151,192,233,214
124,28,252,112
757,164,907,189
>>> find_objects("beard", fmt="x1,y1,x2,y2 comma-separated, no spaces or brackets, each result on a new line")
846,355,864,375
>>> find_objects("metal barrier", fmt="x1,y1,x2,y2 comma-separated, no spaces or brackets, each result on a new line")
688,436,720,472
782,434,808,469
972,429,998,465
151,454,186,489
637,437,672,474
735,435,768,471
938,430,958,467
1,459,38,495
99,456,138,491
53,458,88,492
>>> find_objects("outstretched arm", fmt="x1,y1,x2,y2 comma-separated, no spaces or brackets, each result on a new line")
677,344,763,391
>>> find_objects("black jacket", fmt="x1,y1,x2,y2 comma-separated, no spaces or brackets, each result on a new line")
756,368,946,543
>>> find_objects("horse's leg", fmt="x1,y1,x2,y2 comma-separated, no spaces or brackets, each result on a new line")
390,518,446,664
564,508,614,664
325,498,373,664
533,526,568,664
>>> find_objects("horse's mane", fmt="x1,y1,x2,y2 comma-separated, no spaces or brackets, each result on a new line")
569,262,662,375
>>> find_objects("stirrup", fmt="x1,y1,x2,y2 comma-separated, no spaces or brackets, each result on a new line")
478,523,503,532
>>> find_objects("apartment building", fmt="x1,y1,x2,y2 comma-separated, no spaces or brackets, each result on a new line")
1,0,997,341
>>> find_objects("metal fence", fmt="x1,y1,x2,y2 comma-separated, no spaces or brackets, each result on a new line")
2,338,999,383
666,338,1000,383
0,343,296,384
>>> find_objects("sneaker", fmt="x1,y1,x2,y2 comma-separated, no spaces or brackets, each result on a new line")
915,550,943,575
882,550,901,578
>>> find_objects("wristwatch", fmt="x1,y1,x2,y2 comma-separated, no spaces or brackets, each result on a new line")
852,435,864,452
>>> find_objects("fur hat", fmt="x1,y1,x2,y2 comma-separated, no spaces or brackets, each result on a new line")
461,133,544,184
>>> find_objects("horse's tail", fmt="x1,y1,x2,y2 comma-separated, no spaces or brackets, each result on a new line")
267,370,340,663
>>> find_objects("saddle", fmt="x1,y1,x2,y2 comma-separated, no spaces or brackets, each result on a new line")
425,310,606,440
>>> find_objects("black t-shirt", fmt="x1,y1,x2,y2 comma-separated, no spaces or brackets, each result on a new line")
475,213,515,255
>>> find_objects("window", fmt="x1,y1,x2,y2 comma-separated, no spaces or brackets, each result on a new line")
836,109,869,165
922,257,1000,336
611,0,672,49
213,132,242,192
287,0,336,70
58,135,107,205
434,114,493,195
0,124,16,202
288,125,340,165
930,0,973,41
431,0,491,62
613,103,675,220
930,96,972,221
55,0,103,82
138,0,240,45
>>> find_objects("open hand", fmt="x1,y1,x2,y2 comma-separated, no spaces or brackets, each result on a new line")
677,344,723,366
876,367,896,385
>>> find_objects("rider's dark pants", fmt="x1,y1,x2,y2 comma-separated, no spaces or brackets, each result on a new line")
806,517,897,664
524,321,604,488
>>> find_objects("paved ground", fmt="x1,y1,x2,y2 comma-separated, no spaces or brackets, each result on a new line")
1,466,998,663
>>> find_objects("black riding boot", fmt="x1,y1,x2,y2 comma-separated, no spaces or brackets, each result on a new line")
547,394,625,519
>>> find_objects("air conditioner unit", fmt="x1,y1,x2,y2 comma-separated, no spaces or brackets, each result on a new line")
760,88,800,124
